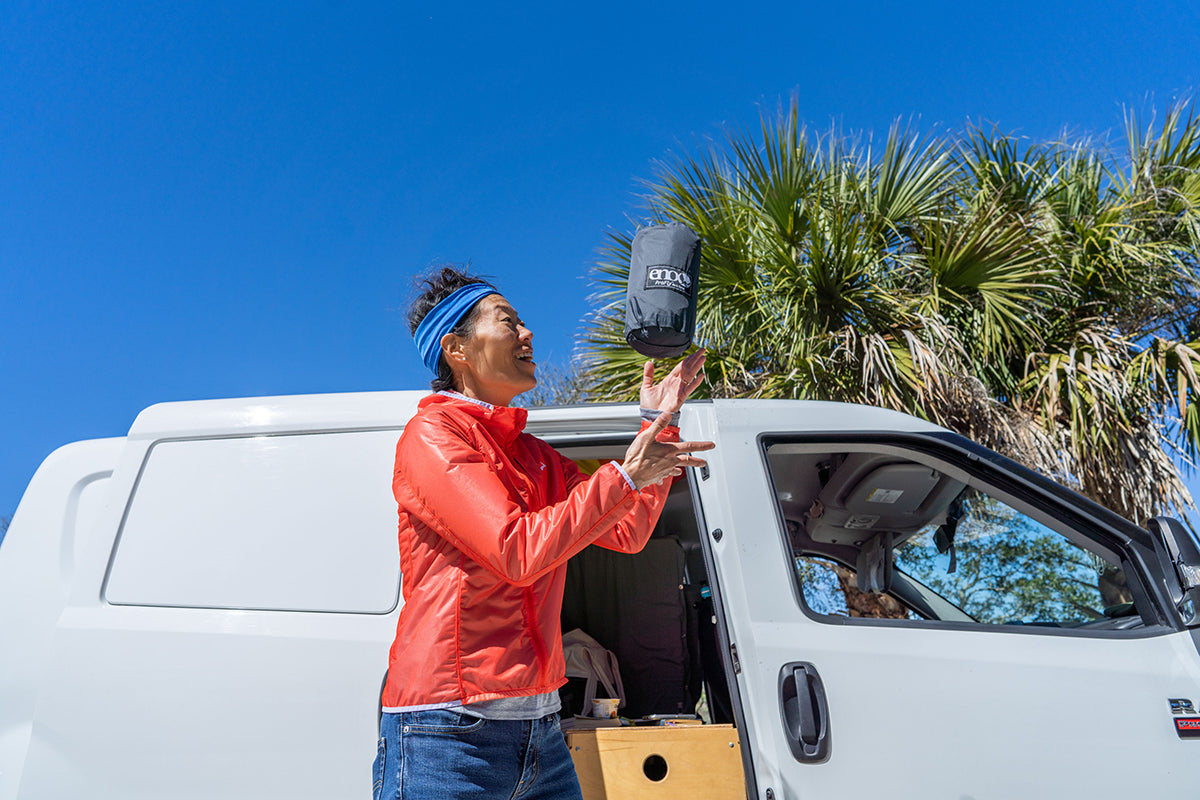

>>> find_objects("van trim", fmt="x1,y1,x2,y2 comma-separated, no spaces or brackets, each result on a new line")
686,467,759,800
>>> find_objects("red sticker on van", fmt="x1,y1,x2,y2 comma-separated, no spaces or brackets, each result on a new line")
1176,718,1200,738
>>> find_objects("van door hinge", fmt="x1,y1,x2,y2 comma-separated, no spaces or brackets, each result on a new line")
730,643,741,674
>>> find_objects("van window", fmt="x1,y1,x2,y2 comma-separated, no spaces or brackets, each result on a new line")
893,494,1133,625
105,430,401,613
767,444,1147,632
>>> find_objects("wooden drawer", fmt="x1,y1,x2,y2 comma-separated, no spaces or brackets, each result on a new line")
566,724,744,800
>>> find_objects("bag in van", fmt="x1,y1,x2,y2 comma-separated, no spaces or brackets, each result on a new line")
561,628,625,716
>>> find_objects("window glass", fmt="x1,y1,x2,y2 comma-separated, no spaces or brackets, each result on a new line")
793,554,918,620
893,492,1133,625
106,430,401,613
771,445,1142,630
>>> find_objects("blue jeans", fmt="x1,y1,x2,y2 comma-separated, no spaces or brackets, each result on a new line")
374,709,584,800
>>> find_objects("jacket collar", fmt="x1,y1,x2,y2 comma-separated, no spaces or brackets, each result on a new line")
419,391,528,445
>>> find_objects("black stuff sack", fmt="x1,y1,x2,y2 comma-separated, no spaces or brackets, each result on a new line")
624,222,701,358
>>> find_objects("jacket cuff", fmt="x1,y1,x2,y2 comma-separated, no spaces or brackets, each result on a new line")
640,407,680,427
611,462,639,493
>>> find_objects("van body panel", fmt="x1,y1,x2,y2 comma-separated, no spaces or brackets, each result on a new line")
4,395,657,799
104,429,403,613
686,401,1200,799
10,394,426,800
2,393,1197,799
126,391,427,440
0,438,123,800
22,604,395,798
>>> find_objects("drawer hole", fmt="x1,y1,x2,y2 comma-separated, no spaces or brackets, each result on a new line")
642,754,668,782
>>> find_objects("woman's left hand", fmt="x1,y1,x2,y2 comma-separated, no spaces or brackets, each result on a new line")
639,349,706,414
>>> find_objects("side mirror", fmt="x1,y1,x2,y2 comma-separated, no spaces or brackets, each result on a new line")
1147,517,1200,627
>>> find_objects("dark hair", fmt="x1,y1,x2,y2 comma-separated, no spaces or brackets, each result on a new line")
408,265,497,392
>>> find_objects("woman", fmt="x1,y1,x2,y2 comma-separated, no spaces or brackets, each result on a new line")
373,267,712,800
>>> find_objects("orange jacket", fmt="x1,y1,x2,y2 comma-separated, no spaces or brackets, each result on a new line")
382,393,674,710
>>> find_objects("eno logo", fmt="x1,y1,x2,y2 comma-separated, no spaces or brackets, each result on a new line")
644,265,693,295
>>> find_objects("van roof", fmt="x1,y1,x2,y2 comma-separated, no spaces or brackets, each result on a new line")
126,391,651,441
127,391,431,440
125,393,949,441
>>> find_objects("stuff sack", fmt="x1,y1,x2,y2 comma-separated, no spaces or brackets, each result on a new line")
625,222,701,358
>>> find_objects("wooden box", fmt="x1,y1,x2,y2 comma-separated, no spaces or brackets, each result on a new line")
565,724,744,800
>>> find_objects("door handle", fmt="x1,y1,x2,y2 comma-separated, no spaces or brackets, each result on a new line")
779,661,831,763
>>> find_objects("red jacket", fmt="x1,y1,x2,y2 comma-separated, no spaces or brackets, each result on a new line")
382,393,674,710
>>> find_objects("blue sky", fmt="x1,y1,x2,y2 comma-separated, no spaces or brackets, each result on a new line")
3,1,1200,522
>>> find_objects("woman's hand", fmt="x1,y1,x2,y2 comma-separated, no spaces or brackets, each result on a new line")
639,349,706,414
620,411,715,490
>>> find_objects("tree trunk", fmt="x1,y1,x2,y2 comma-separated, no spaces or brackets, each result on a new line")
831,565,910,619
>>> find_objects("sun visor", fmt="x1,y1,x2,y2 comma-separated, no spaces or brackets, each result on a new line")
625,222,701,358
806,454,965,545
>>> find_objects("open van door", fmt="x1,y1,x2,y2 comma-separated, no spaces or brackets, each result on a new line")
682,400,1200,800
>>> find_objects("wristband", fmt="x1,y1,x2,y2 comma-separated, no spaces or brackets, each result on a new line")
612,462,639,492
640,407,680,427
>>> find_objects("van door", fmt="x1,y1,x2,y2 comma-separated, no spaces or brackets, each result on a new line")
682,400,1200,800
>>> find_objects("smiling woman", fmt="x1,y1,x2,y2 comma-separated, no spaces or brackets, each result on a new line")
442,294,538,406
375,266,713,800
407,267,539,406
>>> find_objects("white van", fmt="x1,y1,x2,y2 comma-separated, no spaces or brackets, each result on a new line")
2,391,1199,799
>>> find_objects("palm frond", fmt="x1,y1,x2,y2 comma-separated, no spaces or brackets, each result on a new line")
914,200,1054,350
580,100,1200,521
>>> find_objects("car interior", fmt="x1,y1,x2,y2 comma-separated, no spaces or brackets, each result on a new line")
765,442,1143,630
559,442,733,725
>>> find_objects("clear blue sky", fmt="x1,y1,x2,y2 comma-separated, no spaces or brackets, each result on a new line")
3,1,1200,522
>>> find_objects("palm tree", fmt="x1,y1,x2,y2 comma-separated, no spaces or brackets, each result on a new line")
581,99,1200,524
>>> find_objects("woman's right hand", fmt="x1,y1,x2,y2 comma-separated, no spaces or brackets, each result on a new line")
620,411,715,490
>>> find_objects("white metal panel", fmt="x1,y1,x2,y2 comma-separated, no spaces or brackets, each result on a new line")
0,438,123,800
697,398,948,435
18,422,404,799
4,393,669,799
105,429,402,613
19,603,395,800
126,391,427,440
124,391,649,442
748,621,1200,800
684,400,1200,800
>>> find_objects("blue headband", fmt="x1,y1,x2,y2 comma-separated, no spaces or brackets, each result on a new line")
414,283,499,374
